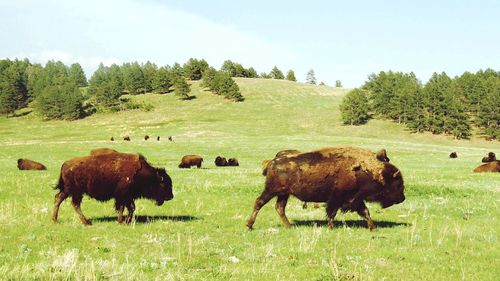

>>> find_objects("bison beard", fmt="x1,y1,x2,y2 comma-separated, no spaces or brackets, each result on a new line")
247,147,405,230
52,152,173,225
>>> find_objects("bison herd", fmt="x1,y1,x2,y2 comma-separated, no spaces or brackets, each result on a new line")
110,135,174,142
15,147,499,229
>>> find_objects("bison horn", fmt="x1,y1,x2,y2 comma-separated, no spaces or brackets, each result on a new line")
393,170,401,178
351,163,361,171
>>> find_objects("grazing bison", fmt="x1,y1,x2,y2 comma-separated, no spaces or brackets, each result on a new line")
52,152,173,225
482,152,496,163
376,149,390,162
473,160,500,173
247,147,405,230
168,136,173,142
123,136,131,141
449,152,457,158
215,156,228,166
157,136,160,141
144,135,150,141
90,148,118,155
110,137,114,141
179,155,203,168
17,159,47,170
227,158,239,166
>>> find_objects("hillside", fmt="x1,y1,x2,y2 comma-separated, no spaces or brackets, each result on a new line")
0,78,498,280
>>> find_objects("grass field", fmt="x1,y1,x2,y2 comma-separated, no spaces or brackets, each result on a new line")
0,78,498,280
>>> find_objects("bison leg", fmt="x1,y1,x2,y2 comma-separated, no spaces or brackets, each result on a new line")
326,194,344,229
72,196,91,225
52,191,69,222
117,205,125,224
275,195,292,228
246,191,275,229
356,202,376,231
125,201,135,224
302,202,308,209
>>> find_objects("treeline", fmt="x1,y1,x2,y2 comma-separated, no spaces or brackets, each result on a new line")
340,70,499,140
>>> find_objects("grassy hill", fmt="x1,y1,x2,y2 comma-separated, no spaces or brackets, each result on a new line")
0,78,498,280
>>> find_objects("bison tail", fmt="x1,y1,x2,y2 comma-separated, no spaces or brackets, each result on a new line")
54,172,64,190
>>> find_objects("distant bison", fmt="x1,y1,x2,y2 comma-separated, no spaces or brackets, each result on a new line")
144,135,150,141
157,136,160,141
247,147,405,230
227,158,239,166
90,148,118,155
123,136,131,141
168,136,173,142
449,152,457,158
110,137,114,141
473,160,500,173
482,152,496,163
17,159,47,170
376,149,390,162
215,156,228,166
52,152,173,225
179,155,203,168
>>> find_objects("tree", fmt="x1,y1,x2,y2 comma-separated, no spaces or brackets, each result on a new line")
36,84,84,120
201,67,218,91
183,58,209,80
335,80,342,87
142,61,158,93
340,89,370,125
260,72,271,79
306,69,316,84
122,62,146,95
246,67,258,78
216,73,244,101
270,66,284,79
173,77,191,100
476,76,500,139
152,66,174,94
68,63,87,87
286,70,296,81
0,61,29,115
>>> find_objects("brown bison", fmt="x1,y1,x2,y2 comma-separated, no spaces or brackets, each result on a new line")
179,155,203,168
157,136,160,141
376,149,390,162
17,159,47,170
215,156,228,166
247,147,405,230
227,158,239,166
110,137,114,141
144,135,150,141
473,160,500,173
52,152,173,225
449,152,457,158
90,148,118,155
275,149,301,158
482,152,496,163
168,136,173,142
123,136,131,141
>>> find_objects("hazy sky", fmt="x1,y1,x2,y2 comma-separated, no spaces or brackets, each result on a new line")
1,0,499,87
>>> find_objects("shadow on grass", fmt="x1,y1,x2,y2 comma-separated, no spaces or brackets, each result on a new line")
91,215,200,224
293,219,410,228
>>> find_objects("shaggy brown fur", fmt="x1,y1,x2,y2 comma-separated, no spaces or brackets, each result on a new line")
247,147,405,230
227,158,239,166
215,156,228,166
179,155,203,168
376,149,390,162
52,152,173,225
481,152,496,163
449,152,457,158
473,160,500,173
17,159,47,170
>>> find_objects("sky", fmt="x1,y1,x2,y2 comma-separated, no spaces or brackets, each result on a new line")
1,0,499,87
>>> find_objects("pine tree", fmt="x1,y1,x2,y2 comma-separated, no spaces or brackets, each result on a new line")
0,61,29,115
183,58,209,80
201,67,218,91
286,70,296,81
476,76,500,139
306,69,316,84
270,66,284,79
122,62,146,95
335,80,342,87
142,61,158,93
68,63,87,87
339,89,370,125
173,77,191,100
152,66,174,94
216,73,244,101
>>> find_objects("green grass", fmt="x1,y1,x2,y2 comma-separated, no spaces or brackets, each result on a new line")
0,78,498,280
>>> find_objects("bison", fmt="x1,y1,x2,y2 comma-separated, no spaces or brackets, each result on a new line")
17,159,47,170
52,152,173,225
179,155,203,168
376,149,390,162
215,156,228,166
157,136,160,141
123,136,131,141
227,158,239,166
473,160,500,173
481,152,496,163
110,137,114,141
449,152,457,158
144,135,150,141
168,136,173,142
246,147,405,230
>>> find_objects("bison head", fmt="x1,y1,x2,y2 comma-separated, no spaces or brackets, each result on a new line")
153,168,173,205
367,164,405,208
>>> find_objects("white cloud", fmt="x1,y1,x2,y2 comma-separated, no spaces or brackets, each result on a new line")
1,0,296,77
